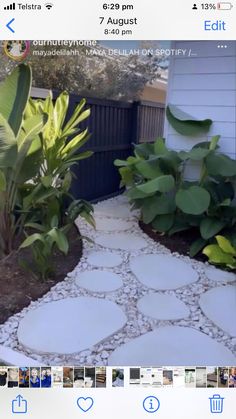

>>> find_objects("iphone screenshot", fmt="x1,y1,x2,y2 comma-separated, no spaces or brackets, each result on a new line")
0,1,235,417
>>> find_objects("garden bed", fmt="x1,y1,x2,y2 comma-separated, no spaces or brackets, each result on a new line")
0,228,82,325
0,195,235,366
139,220,207,263
139,220,236,273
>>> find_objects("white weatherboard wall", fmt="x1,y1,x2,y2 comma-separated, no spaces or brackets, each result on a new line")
165,41,236,178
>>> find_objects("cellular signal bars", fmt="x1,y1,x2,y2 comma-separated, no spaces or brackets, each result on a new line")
4,3,16,10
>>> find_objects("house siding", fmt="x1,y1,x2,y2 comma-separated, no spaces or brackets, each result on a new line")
165,41,236,167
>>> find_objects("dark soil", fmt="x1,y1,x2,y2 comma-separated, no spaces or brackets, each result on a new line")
0,227,82,324
139,220,207,263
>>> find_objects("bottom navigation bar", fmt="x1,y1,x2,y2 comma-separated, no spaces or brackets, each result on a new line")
0,388,234,418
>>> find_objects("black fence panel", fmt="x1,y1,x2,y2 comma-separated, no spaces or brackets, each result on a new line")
67,95,135,201
69,96,165,201
32,89,165,202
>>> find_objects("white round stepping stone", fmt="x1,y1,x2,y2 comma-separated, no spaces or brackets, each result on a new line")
95,217,133,232
87,251,122,267
95,233,147,251
18,297,127,355
205,266,236,283
76,270,123,292
108,326,236,365
94,204,133,219
137,293,190,320
130,254,198,290
199,285,236,337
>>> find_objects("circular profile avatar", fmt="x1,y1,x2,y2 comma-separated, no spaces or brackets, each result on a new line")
3,40,30,61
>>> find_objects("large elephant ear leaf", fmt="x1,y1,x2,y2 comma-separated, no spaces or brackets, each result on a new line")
0,64,32,137
205,153,236,177
166,104,212,136
176,186,210,215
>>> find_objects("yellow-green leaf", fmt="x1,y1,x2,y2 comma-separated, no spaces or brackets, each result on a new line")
0,170,6,191
215,235,236,256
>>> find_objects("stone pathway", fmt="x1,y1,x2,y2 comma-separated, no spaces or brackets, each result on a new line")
0,194,236,365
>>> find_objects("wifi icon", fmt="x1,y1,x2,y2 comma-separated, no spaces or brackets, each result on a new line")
45,3,53,9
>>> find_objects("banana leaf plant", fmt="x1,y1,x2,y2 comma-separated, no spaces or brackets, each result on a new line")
0,65,47,255
0,64,94,260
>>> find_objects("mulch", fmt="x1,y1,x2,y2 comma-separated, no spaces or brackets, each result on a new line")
0,227,82,325
140,221,236,275
139,220,207,263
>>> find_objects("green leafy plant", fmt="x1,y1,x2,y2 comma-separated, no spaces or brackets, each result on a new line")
21,90,95,279
114,136,236,256
20,215,70,280
0,64,47,255
203,235,236,270
0,64,94,279
20,199,94,280
21,90,93,229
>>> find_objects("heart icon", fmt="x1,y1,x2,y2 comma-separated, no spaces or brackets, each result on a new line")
77,397,94,412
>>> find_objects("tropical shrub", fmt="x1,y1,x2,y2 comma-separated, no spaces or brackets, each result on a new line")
0,64,94,278
203,235,236,270
20,215,70,280
20,91,94,278
20,89,94,232
114,135,236,256
0,64,47,256
20,199,94,280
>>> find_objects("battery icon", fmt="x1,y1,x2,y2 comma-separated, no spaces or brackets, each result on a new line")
217,2,233,9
